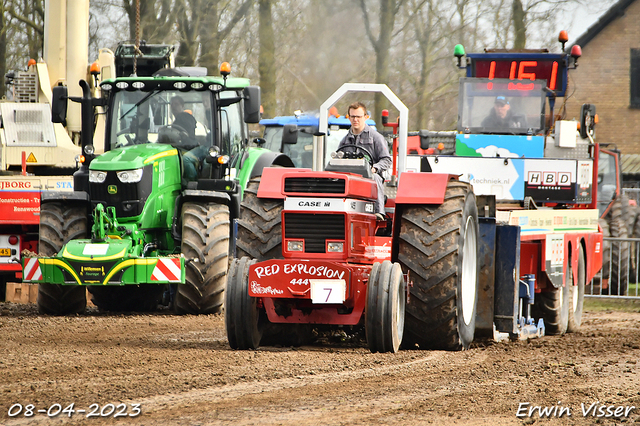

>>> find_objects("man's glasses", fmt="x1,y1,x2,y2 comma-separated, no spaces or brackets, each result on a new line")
349,115,365,120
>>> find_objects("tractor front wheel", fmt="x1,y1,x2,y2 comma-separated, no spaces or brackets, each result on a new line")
174,202,230,314
37,202,88,315
225,257,264,349
398,181,479,350
366,261,405,353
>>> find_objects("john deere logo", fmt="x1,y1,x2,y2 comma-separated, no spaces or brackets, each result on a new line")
107,185,117,194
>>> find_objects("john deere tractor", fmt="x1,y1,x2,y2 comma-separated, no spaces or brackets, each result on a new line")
22,65,292,315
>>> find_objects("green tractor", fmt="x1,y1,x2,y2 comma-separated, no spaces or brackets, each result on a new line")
22,66,293,315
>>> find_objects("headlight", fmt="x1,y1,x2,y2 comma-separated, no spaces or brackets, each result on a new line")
116,168,143,183
327,242,344,252
287,240,304,252
89,170,107,183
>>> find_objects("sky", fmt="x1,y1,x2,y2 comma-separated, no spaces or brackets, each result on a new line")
565,1,616,44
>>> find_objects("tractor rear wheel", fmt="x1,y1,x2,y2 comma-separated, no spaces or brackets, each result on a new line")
366,261,405,353
398,181,479,350
37,202,88,315
567,245,586,332
88,285,165,312
236,176,283,261
226,257,264,349
532,277,570,335
608,197,629,295
174,202,229,314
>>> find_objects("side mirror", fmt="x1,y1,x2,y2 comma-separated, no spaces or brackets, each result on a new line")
580,103,596,139
243,86,261,124
282,124,298,145
51,85,68,123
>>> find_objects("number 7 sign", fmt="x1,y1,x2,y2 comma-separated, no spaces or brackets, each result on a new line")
310,279,346,304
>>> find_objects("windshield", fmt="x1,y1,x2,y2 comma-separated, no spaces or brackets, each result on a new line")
109,89,213,150
458,78,546,135
262,126,349,169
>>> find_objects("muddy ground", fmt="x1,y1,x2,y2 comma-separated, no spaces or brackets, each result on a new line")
1,300,640,426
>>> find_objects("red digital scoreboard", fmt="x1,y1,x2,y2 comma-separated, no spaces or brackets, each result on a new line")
467,54,568,97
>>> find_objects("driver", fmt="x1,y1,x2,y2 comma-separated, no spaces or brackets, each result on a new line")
481,96,524,128
337,102,391,220
170,96,197,138
169,95,203,181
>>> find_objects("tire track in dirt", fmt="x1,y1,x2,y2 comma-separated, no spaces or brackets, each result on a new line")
4,350,488,425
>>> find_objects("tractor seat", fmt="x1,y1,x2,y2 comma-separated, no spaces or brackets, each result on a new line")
325,158,372,179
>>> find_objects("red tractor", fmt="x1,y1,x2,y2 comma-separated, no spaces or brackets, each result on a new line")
226,85,480,353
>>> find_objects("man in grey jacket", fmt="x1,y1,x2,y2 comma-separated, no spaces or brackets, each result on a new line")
338,102,392,220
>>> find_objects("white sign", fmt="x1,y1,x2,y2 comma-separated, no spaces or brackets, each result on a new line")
284,197,373,214
82,244,109,256
310,279,346,304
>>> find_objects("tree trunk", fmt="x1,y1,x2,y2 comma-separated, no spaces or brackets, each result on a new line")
258,0,276,119
512,0,526,49
0,6,6,98
198,1,220,74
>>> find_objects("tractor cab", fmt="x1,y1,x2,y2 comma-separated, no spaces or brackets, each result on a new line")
100,77,258,183
457,78,546,136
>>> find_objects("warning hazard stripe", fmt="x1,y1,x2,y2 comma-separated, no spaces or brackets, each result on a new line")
151,258,181,282
24,258,42,282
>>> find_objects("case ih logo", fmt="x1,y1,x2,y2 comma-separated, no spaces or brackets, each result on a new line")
0,181,33,190
527,171,571,186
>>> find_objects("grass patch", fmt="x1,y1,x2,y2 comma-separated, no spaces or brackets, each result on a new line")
584,297,640,313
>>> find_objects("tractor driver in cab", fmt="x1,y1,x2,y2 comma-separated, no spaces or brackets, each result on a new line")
481,96,525,129
170,96,197,138
338,102,391,221
169,95,206,181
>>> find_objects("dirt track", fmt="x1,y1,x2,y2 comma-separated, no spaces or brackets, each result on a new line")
1,302,640,425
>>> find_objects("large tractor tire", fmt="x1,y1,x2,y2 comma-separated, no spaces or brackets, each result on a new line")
365,261,406,353
88,285,165,312
607,197,629,295
236,176,283,261
398,181,479,351
567,245,586,332
532,277,570,335
37,202,88,315
174,202,230,314
225,257,264,349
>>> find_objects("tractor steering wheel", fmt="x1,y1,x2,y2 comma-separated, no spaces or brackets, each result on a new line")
158,124,196,149
336,144,374,168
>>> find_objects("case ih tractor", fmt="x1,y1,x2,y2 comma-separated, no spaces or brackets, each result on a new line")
227,84,480,352
21,64,292,315
226,33,604,352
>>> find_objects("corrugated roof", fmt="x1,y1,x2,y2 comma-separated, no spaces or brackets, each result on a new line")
621,153,640,175
569,0,636,51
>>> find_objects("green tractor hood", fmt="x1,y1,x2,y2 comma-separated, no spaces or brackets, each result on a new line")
90,144,179,171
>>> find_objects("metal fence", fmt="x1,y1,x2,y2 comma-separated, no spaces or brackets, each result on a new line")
586,236,640,299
